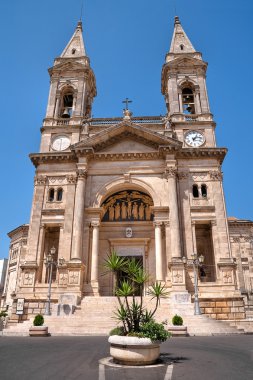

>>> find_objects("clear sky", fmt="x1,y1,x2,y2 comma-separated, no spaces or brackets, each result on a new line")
0,0,252,259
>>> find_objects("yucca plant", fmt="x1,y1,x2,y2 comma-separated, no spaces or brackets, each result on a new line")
105,251,170,341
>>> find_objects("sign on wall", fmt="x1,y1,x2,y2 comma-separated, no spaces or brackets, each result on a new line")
16,298,25,315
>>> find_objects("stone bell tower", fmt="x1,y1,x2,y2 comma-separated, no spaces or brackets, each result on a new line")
40,21,97,153
161,16,216,148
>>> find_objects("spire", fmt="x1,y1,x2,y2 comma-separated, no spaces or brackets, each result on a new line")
169,16,196,54
60,21,86,58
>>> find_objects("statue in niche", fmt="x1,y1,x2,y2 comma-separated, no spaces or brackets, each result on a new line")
145,205,151,221
115,203,121,220
109,205,115,221
127,198,132,219
132,202,138,220
139,202,144,220
121,202,127,219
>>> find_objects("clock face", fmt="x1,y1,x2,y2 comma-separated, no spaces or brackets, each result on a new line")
51,136,70,151
185,131,205,147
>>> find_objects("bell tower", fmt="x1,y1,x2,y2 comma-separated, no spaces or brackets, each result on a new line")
41,21,97,152
161,16,216,148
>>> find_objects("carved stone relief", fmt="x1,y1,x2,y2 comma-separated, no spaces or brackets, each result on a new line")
68,271,79,285
101,190,154,222
172,269,184,284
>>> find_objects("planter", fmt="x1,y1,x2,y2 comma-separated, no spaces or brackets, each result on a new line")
168,325,188,337
108,335,160,366
29,326,49,337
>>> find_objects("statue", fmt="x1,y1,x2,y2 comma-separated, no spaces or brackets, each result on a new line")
139,202,144,220
115,203,121,220
132,202,138,220
145,205,151,221
109,205,115,221
121,202,127,220
127,199,132,219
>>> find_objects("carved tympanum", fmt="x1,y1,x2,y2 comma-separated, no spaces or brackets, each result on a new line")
101,190,154,222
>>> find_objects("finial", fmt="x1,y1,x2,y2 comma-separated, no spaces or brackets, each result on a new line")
77,20,83,30
174,16,180,25
123,109,132,120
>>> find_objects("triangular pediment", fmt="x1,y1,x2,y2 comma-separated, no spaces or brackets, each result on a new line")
168,56,207,68
49,60,88,74
71,121,182,154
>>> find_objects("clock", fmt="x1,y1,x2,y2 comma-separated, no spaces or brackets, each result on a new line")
51,135,70,151
184,130,205,147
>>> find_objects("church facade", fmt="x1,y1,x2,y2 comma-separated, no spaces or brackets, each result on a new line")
2,17,253,322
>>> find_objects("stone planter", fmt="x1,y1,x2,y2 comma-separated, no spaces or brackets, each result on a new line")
29,326,49,337
108,335,160,366
168,325,188,337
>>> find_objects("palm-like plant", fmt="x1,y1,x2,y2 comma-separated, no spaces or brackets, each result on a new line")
104,251,169,337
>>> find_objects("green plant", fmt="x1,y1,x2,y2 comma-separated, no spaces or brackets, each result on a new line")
104,252,170,342
0,311,8,318
140,321,170,342
109,326,125,336
33,314,44,326
172,314,183,326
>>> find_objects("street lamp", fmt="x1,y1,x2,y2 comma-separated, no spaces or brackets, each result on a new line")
182,253,204,315
44,247,65,316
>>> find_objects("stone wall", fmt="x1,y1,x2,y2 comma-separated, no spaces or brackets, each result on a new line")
200,298,245,320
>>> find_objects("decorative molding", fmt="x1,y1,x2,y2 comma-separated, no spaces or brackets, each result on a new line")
48,176,67,185
178,172,188,180
66,174,77,184
209,170,223,181
190,172,208,181
34,175,47,186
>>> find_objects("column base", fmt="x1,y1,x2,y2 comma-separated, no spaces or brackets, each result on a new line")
84,282,100,296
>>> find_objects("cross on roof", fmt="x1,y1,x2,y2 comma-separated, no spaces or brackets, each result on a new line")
122,97,132,110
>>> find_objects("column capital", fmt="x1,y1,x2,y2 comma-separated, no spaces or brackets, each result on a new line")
153,221,163,228
91,221,100,228
165,167,177,179
77,169,88,179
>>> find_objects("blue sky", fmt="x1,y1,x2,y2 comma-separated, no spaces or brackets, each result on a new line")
0,0,252,259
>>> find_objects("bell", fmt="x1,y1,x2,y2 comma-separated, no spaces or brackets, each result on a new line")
186,105,192,113
62,108,70,118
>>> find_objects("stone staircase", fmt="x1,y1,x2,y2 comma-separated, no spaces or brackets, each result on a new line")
2,296,246,336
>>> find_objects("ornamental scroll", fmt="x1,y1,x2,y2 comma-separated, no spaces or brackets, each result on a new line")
101,190,154,222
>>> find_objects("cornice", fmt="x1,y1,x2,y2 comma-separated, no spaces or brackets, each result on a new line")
30,152,77,167
176,148,227,163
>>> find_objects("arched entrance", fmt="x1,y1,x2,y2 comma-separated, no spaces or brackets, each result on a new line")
97,189,155,296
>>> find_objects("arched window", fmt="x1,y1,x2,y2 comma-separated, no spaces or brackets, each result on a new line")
48,188,55,202
56,188,63,202
192,184,199,198
180,44,184,51
201,184,207,198
182,87,195,114
60,88,74,118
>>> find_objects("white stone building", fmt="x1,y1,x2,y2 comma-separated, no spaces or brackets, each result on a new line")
3,17,253,324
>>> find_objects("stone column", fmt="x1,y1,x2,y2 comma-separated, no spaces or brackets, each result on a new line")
54,95,60,118
191,221,197,253
71,169,87,260
154,222,163,281
178,90,183,113
194,89,201,114
166,165,181,259
90,222,100,295
26,175,47,262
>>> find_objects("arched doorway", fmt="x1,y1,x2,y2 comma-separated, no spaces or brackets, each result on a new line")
98,189,155,296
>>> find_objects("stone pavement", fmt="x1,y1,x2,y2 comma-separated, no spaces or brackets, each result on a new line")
0,336,252,380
